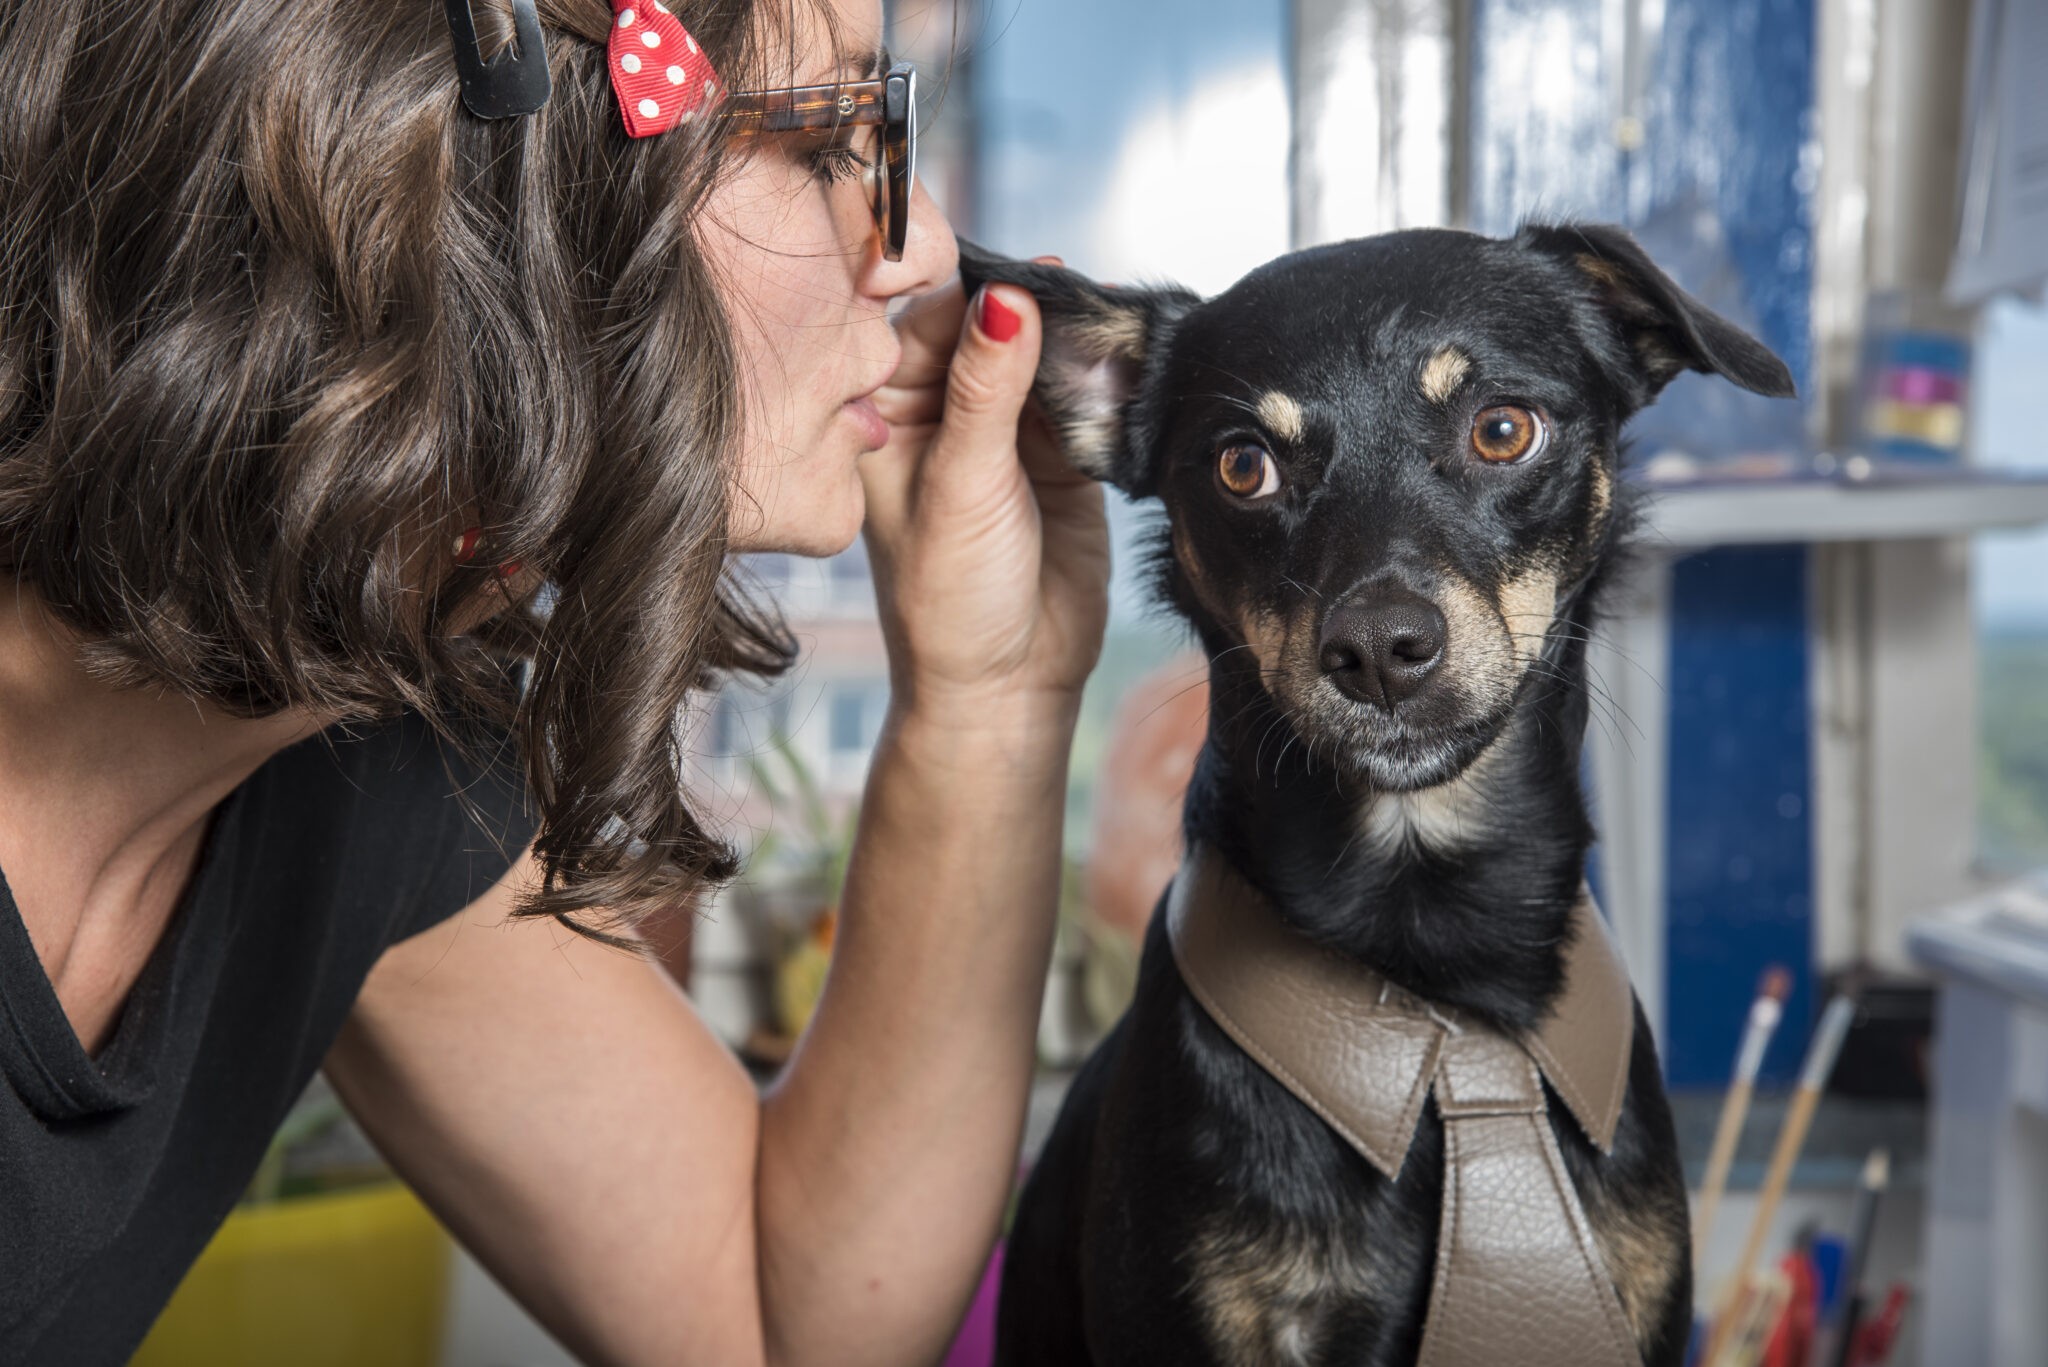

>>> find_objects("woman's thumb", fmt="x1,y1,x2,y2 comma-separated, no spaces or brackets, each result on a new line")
937,285,1043,466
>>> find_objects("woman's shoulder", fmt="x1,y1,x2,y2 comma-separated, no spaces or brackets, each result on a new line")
244,709,537,937
261,709,524,814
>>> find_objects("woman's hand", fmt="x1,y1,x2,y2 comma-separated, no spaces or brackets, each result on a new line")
862,273,1110,726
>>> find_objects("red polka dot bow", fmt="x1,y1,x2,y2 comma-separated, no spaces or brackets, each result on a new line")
608,0,723,138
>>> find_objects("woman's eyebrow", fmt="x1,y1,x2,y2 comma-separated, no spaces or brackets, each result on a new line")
839,47,886,81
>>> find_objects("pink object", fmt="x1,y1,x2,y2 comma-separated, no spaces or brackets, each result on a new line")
1879,365,1963,406
607,0,723,138
1087,654,1209,947
940,1242,1004,1367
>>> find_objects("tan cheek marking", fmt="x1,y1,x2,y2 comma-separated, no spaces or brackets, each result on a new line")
1419,346,1472,405
1499,566,1559,666
1256,391,1306,444
1589,463,1613,531
1437,575,1513,684
1173,525,1233,624
1242,607,1289,676
1172,524,1203,584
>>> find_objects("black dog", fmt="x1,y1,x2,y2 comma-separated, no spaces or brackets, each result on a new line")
960,225,1794,1367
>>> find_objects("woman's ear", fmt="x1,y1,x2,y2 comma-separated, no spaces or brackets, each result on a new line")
1517,222,1797,405
957,241,1200,494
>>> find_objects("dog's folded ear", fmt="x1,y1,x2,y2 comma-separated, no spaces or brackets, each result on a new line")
1518,222,1797,405
958,241,1200,493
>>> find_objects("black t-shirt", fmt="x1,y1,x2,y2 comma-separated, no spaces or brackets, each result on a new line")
0,712,537,1364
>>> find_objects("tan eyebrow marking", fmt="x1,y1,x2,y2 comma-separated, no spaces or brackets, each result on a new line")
1420,347,1472,405
1256,391,1305,443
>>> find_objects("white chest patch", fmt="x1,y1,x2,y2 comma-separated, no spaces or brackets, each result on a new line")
1360,747,1501,853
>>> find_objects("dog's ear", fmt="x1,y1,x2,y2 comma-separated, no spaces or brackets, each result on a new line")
1518,222,1796,404
958,241,1200,493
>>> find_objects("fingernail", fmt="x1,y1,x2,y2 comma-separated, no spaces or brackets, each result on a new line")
1032,254,1066,267
496,561,523,579
979,287,1022,343
453,526,482,563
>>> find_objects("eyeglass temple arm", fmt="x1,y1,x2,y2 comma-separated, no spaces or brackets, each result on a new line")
722,81,886,135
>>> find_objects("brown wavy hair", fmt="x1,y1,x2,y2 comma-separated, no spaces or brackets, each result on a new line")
0,0,816,932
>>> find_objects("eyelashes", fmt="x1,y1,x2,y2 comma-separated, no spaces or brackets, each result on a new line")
807,143,870,184
803,127,877,186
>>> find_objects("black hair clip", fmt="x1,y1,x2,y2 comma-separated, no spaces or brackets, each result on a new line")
445,0,553,119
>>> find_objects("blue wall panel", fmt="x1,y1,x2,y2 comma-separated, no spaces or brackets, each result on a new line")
1664,547,1817,1087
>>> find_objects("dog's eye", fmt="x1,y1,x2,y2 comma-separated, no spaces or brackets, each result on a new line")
1217,443,1280,499
1470,405,1548,463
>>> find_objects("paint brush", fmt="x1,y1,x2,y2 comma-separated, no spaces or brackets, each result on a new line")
1819,1147,1890,1367
1694,965,1792,1266
1702,993,1858,1367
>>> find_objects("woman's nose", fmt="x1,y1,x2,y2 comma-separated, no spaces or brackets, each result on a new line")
864,176,957,301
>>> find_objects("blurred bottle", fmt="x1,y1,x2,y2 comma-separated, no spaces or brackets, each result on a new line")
1853,289,1973,464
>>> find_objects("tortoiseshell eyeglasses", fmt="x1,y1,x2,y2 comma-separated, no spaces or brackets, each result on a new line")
722,60,918,262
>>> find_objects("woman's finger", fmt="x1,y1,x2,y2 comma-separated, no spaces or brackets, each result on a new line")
887,279,969,391
922,284,1042,485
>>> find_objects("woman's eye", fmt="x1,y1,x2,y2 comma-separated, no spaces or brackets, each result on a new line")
806,135,873,185
1469,405,1548,463
1217,443,1280,499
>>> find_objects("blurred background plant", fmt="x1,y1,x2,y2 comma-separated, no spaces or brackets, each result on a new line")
745,731,861,1049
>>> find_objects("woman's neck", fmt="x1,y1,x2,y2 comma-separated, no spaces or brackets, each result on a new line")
0,579,323,1049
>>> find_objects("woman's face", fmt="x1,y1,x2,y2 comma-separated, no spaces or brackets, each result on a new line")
702,0,956,557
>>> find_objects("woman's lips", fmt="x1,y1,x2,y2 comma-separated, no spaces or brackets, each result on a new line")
844,395,890,451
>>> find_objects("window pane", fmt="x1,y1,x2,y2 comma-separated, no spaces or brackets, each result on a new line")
709,692,737,758
830,687,868,755
1974,294,2048,869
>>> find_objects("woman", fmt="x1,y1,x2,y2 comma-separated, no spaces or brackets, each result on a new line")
0,0,1105,1360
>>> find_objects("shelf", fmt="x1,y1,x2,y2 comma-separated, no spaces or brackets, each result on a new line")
1635,471,2048,551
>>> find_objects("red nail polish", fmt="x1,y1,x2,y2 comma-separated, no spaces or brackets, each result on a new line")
454,526,482,563
496,560,523,579
979,288,1022,343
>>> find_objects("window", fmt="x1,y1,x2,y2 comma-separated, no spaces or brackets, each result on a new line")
707,692,740,759
828,540,872,609
829,685,873,756
748,553,792,591
1973,294,2048,869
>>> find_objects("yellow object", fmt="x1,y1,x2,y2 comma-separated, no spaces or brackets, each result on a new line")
131,1181,451,1367
774,909,836,1038
1864,397,1965,448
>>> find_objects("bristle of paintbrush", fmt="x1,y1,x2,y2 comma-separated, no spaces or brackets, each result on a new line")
1733,970,1792,1088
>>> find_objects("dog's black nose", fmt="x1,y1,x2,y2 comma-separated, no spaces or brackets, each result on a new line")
1318,596,1447,708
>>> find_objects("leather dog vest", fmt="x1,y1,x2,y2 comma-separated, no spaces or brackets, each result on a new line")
1166,845,1644,1367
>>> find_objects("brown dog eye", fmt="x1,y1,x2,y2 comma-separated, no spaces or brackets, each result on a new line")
1217,443,1280,499
1470,405,1547,463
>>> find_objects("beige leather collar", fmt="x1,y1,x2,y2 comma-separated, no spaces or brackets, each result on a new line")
1167,844,1646,1367
1164,843,1635,1181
